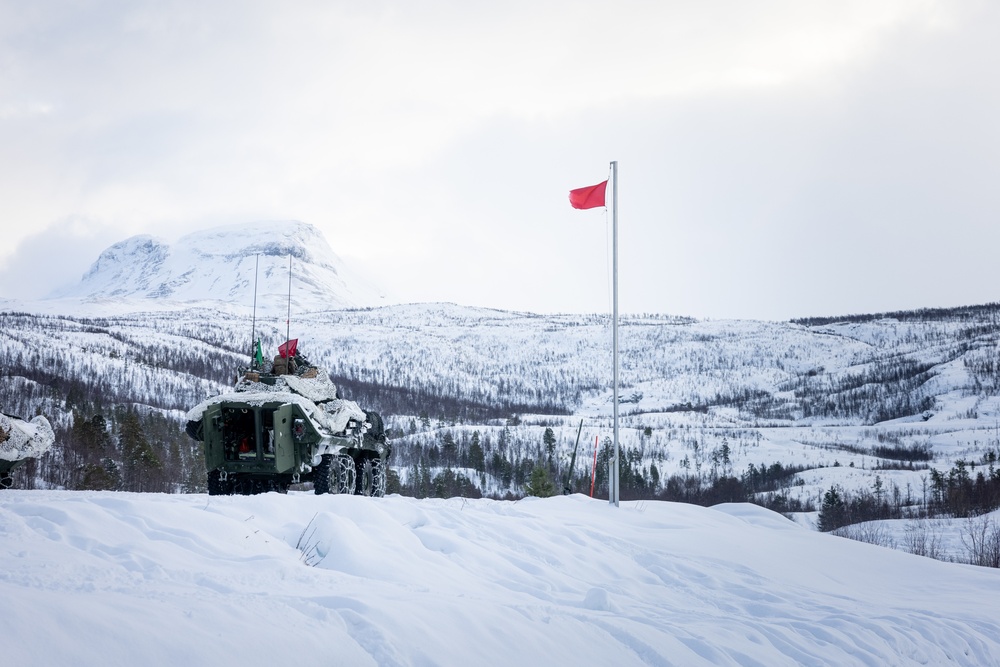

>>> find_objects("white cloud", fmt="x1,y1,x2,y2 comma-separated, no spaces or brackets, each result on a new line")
0,217,126,298
0,0,996,317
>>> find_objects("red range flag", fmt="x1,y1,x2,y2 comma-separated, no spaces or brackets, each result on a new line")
278,338,298,358
568,180,608,210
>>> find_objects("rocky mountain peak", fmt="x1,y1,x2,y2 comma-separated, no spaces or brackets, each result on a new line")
51,220,385,313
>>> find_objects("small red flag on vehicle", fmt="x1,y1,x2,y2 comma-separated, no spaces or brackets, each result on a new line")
569,180,608,210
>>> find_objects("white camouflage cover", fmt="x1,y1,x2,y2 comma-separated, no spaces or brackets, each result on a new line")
185,368,367,434
0,413,55,463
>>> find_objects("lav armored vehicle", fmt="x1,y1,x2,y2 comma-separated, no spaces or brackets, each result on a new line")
185,342,390,496
1,411,55,489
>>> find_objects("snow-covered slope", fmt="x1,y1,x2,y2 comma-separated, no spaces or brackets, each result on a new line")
4,303,1000,504
2,491,999,666
48,220,386,314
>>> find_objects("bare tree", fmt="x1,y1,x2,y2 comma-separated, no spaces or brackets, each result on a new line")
960,515,1000,568
903,520,946,561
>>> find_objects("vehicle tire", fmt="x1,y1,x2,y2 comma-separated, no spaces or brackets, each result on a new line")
314,454,356,495
268,479,290,494
0,474,13,490
185,420,204,441
355,457,387,497
313,456,331,495
363,411,385,448
232,477,259,495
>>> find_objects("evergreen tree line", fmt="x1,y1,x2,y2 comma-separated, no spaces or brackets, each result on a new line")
10,406,203,493
394,426,550,499
776,358,937,424
926,451,1000,518
790,302,1000,326
331,375,570,426
389,427,816,516
817,450,1000,533
652,461,814,514
639,353,943,425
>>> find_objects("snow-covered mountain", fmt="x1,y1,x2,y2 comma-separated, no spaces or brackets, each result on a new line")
48,220,386,314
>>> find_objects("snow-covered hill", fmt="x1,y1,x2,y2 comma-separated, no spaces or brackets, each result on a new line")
2,224,1000,508
3,301,1000,508
46,220,387,314
5,254,1000,663
3,490,999,666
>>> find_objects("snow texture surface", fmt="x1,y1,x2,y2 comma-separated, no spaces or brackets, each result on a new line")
2,491,999,666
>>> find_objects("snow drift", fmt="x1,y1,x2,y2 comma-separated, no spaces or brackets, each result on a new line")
3,491,999,666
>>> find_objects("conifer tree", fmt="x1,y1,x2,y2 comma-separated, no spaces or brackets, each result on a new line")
525,463,555,498
818,486,849,532
543,428,556,458
118,410,162,492
469,431,485,473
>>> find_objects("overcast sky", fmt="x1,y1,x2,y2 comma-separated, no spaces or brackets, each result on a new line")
1,0,998,320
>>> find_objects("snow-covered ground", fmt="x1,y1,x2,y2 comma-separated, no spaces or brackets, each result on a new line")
3,490,1000,666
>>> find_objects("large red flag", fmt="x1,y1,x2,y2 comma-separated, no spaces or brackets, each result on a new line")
569,180,608,210
278,338,298,358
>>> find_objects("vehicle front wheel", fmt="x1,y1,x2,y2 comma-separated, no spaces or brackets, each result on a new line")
355,457,387,497
314,454,356,495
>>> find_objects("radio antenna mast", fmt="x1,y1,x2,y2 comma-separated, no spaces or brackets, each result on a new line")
286,254,292,348
250,253,259,368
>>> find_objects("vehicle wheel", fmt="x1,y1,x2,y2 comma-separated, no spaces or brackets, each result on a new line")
268,479,290,494
313,456,331,495
355,457,386,497
314,454,356,495
0,474,13,490
363,411,385,448
231,477,259,495
207,470,232,496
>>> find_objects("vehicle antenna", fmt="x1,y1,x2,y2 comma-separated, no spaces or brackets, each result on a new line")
286,253,292,350
251,253,259,368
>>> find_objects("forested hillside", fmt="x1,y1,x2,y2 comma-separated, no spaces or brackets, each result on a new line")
3,301,1000,532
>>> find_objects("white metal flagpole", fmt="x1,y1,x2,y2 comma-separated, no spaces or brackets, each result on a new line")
568,164,620,507
611,160,620,507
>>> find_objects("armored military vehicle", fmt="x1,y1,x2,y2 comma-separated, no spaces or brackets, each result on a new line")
185,342,391,496
1,411,55,489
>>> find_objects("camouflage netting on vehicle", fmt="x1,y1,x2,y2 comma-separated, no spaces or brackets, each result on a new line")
185,368,367,434
0,413,55,463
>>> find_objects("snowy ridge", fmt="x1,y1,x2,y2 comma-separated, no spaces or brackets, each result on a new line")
48,220,387,314
2,491,999,666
